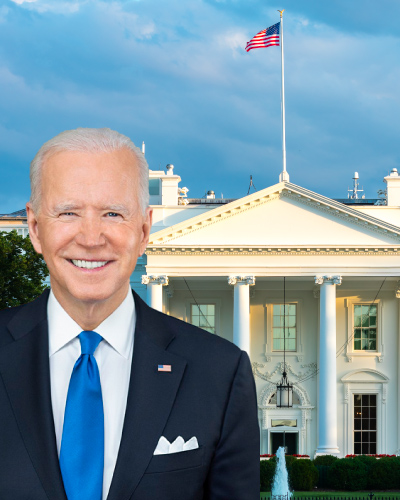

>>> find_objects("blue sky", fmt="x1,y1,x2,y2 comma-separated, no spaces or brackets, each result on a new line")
0,0,399,212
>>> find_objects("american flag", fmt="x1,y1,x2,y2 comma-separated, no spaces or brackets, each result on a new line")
158,364,172,372
245,23,280,52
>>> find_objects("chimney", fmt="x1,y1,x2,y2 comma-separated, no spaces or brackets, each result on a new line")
384,168,400,206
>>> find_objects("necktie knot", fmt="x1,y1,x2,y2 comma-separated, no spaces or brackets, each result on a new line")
79,330,102,355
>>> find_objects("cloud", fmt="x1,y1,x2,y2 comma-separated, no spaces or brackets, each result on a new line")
0,0,399,209
10,0,84,14
10,0,37,4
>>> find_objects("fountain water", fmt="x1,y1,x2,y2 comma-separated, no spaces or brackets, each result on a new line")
271,446,292,499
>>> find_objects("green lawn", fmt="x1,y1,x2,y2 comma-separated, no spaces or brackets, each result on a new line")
260,493,400,499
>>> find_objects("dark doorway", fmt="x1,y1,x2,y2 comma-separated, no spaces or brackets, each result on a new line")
271,432,298,455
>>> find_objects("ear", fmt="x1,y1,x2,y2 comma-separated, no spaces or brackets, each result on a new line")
138,207,153,257
26,202,43,254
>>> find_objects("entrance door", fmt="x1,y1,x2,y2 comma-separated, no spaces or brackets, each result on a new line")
271,432,298,455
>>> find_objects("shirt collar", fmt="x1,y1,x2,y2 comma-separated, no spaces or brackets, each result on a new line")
48,289,135,359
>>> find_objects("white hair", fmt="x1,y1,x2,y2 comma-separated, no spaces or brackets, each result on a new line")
30,127,149,214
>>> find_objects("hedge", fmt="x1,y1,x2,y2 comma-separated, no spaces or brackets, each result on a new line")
260,458,276,491
313,454,338,466
260,457,318,492
261,455,400,492
327,457,369,491
289,460,319,491
326,456,400,491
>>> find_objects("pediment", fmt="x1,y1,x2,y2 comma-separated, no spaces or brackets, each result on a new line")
341,369,389,383
149,182,400,247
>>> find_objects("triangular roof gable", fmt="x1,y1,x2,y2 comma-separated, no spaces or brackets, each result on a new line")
149,182,400,246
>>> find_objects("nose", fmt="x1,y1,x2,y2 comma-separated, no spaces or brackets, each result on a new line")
74,213,106,248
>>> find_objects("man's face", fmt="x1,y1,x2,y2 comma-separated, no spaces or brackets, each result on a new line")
27,148,152,310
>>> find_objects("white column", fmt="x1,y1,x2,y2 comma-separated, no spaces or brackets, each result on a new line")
228,275,255,354
141,275,169,312
396,283,400,455
314,275,342,456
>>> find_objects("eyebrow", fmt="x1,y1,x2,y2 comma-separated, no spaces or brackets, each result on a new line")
101,205,130,215
53,204,130,215
53,204,82,213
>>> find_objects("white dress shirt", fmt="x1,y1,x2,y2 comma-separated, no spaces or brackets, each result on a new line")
48,289,135,500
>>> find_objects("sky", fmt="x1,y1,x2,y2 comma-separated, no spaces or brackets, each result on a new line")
0,0,399,213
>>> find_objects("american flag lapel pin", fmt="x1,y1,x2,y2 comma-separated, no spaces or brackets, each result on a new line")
158,364,172,372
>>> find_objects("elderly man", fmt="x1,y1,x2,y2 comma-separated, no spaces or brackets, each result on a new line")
0,128,259,500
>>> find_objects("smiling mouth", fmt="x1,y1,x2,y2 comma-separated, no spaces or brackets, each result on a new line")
70,259,109,269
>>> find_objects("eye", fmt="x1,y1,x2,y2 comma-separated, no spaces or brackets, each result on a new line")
60,212,76,217
106,212,121,218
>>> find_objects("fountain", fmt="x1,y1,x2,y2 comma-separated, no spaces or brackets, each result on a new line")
271,446,292,499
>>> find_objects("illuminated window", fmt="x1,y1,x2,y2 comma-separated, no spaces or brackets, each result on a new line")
354,305,377,351
272,304,296,351
191,304,216,334
354,394,377,455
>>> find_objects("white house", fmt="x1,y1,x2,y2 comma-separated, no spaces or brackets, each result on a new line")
3,164,400,458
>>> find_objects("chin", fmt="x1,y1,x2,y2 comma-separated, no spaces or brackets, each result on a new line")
69,286,120,305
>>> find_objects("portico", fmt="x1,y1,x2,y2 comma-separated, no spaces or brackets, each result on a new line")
137,180,400,457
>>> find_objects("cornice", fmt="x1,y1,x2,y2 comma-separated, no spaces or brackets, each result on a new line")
146,246,400,257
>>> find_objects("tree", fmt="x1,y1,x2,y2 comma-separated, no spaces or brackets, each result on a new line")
0,230,49,309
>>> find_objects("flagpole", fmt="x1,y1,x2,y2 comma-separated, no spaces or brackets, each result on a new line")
279,9,289,182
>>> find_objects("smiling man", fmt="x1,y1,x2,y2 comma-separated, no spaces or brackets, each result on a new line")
0,128,259,500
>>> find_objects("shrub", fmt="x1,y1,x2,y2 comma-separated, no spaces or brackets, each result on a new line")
260,458,276,492
327,457,368,491
285,455,297,471
289,459,318,491
313,454,338,466
368,457,400,489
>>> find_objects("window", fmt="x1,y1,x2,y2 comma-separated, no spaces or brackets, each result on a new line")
272,304,296,351
149,178,160,196
354,394,377,455
354,304,377,351
191,304,216,334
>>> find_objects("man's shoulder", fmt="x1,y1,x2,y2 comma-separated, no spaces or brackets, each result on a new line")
0,290,50,347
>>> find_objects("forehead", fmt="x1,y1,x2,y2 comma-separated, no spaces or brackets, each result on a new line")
41,149,140,203
43,148,138,175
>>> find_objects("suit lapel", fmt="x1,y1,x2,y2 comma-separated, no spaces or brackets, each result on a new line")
107,293,187,500
0,290,67,500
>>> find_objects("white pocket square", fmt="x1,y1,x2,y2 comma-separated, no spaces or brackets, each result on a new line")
153,436,199,455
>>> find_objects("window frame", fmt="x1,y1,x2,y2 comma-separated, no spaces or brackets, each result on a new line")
353,304,378,352
264,299,303,361
341,369,388,457
185,298,221,336
344,298,383,362
353,393,377,455
271,303,297,353
190,303,217,334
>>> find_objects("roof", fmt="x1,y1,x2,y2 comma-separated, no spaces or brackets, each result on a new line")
148,181,400,246
0,208,27,219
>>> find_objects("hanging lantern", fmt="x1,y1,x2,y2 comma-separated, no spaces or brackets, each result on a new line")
276,277,293,408
276,370,293,408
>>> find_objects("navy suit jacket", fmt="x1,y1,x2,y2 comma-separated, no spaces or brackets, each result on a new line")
0,289,260,499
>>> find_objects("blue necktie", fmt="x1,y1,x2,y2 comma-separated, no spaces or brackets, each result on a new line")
60,331,104,500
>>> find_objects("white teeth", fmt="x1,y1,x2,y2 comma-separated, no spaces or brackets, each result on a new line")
71,260,108,269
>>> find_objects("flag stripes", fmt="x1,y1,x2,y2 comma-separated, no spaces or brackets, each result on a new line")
245,22,280,52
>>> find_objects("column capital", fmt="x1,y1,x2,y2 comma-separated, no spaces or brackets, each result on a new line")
141,274,169,286
228,275,256,286
314,275,342,286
